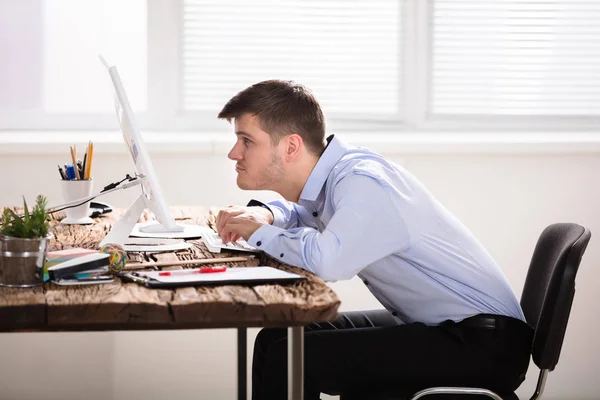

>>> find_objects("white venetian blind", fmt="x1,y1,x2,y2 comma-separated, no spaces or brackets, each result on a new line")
181,0,402,117
432,0,600,116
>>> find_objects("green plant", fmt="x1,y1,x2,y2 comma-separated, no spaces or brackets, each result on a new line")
0,195,50,239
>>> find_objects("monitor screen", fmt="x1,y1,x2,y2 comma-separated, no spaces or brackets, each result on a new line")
112,84,178,231
99,56,205,246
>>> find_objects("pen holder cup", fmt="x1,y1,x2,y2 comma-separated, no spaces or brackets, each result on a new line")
0,235,48,288
61,179,94,225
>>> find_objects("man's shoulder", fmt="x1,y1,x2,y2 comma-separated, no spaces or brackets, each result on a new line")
327,150,423,202
332,149,401,181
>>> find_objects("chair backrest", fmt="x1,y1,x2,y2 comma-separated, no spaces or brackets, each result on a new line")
520,223,591,371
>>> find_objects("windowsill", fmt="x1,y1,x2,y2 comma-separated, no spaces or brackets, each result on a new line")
0,131,599,155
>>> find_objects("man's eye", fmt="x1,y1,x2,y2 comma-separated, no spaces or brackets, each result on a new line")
243,138,251,145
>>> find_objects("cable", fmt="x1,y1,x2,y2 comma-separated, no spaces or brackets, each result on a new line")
46,174,144,215
100,174,135,193
49,199,97,214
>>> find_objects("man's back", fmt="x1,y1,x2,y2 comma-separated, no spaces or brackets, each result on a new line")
318,141,525,325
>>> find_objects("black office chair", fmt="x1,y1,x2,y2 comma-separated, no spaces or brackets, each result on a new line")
407,223,592,400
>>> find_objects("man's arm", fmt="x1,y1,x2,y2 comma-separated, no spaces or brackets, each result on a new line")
246,174,411,281
215,199,309,243
257,199,302,230
248,198,324,230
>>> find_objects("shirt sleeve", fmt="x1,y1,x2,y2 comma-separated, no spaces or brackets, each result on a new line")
264,199,319,230
247,174,411,281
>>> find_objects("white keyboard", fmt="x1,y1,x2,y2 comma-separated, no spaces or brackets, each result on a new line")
201,229,260,253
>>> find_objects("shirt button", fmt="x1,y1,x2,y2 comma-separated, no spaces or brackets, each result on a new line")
363,280,369,286
312,211,318,217
256,241,262,246
280,253,284,258
392,312,398,317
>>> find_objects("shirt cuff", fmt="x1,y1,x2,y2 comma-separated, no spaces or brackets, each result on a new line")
248,224,284,250
246,199,286,228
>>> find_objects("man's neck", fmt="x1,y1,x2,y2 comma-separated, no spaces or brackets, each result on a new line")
277,154,320,203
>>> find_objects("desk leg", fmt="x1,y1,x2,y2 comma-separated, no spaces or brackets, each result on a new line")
238,327,247,400
288,326,304,400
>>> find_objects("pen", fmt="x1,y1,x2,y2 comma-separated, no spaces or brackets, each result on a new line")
58,164,67,180
158,266,227,276
77,160,84,180
82,152,87,179
68,276,113,282
65,165,76,180
74,272,108,279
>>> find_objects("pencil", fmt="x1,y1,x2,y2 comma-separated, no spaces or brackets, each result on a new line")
70,145,81,180
84,141,94,180
124,256,253,270
84,141,92,179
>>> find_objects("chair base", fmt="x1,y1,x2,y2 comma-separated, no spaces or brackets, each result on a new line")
339,390,517,400
410,387,505,400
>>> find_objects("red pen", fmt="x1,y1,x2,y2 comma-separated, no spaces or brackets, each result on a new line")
158,266,227,276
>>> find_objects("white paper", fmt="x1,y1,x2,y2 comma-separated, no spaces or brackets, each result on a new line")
123,237,192,252
130,222,211,239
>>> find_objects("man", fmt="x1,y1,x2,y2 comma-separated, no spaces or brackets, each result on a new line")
216,80,532,400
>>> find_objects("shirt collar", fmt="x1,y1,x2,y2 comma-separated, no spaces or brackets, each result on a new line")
299,135,350,202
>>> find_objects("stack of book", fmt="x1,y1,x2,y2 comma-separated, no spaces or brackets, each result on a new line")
44,248,113,285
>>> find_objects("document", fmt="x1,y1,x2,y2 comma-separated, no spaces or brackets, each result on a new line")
123,237,192,252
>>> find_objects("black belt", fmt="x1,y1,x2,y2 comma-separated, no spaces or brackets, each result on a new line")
458,314,532,331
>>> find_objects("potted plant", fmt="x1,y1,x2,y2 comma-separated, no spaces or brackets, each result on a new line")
0,195,50,287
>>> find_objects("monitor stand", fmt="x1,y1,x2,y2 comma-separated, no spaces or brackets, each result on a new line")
98,194,207,247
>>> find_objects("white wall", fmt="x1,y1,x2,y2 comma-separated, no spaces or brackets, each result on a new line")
0,136,599,400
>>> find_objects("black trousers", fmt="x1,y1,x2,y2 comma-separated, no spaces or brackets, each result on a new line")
252,310,533,400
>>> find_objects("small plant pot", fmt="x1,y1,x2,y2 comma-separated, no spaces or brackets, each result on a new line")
0,235,48,288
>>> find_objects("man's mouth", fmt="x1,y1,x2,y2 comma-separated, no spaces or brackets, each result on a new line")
235,164,245,172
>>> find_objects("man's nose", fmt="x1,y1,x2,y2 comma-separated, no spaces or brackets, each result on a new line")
228,143,242,160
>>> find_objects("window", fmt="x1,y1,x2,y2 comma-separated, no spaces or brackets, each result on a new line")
0,0,598,132
431,0,600,118
0,0,146,129
156,0,405,131
181,1,401,117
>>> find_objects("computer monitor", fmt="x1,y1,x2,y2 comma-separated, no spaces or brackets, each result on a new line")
98,56,205,247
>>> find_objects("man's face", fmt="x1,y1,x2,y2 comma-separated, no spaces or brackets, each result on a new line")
228,113,285,190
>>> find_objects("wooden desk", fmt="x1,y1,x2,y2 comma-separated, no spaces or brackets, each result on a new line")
0,207,340,400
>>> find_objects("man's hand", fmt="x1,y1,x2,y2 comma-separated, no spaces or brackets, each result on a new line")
216,205,274,243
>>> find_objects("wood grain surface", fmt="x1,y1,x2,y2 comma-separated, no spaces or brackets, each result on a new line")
0,206,340,331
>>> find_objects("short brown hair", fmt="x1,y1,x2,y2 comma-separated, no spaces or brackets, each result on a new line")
218,80,326,155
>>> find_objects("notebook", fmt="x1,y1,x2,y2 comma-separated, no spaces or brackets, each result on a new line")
44,248,99,282
47,253,110,280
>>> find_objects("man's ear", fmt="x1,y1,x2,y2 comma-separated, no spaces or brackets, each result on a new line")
282,134,303,161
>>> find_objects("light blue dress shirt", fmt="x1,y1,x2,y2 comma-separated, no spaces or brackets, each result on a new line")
247,135,525,325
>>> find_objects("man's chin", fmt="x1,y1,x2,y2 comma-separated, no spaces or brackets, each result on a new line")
236,177,253,190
